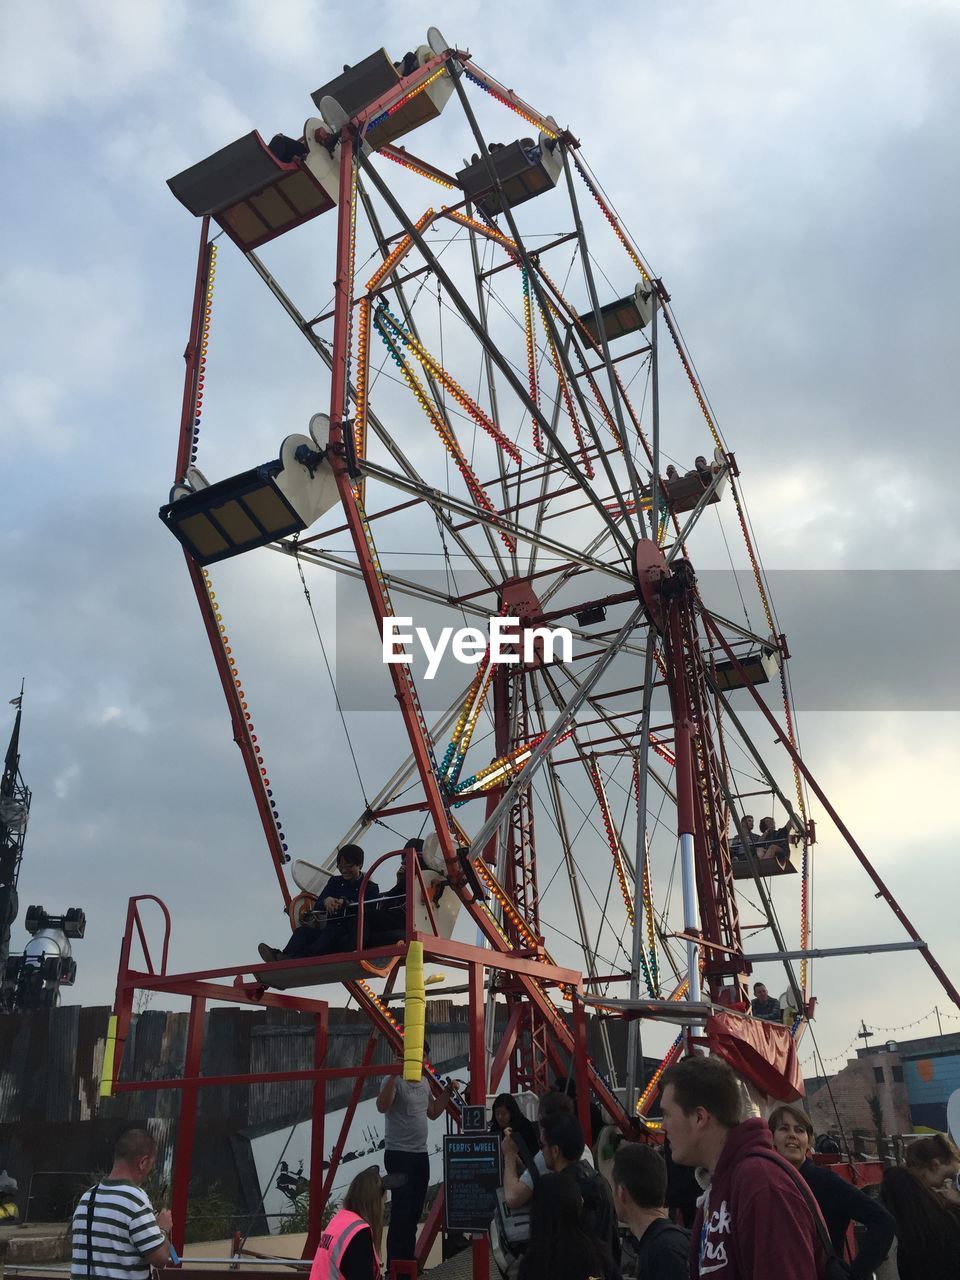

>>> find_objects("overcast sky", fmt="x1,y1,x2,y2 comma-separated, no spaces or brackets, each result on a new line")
2,0,959,1083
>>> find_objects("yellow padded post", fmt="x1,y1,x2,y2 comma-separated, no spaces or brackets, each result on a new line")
403,941,426,1081
99,1015,118,1098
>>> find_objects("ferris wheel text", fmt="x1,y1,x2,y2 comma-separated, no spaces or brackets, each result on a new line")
381,617,573,679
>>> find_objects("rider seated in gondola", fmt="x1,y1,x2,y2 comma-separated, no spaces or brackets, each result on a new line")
684,455,717,486
730,815,755,861
755,816,789,867
362,840,439,947
268,132,308,163
258,844,379,963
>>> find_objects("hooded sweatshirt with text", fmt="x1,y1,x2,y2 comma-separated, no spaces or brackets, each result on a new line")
690,1117,827,1279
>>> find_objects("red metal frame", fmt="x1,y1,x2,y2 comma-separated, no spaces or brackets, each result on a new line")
174,218,211,482
185,556,291,908
172,221,292,907
107,892,604,1279
639,547,749,1001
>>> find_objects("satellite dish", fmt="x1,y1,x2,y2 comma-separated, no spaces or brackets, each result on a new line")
320,96,349,134
309,413,330,448
947,1088,960,1146
427,27,449,56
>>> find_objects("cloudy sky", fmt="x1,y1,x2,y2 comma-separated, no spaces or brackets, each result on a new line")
2,0,959,1085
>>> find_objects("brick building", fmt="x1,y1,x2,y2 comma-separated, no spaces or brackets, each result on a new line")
805,1030,960,1139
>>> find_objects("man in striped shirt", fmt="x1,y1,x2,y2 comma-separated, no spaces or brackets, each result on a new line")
71,1129,173,1280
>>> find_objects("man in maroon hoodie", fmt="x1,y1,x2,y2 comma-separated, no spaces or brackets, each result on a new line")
660,1056,827,1279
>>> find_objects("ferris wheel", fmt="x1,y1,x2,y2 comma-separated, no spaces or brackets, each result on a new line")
156,27,958,1137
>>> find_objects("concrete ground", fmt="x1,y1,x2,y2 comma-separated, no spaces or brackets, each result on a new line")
0,1225,480,1277
0,1222,70,1278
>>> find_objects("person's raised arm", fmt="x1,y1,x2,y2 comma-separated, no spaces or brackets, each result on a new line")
138,1207,173,1269
427,1077,456,1120
501,1132,533,1210
316,878,337,911
376,1074,398,1114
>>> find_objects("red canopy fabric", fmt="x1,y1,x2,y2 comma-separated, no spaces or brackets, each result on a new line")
706,1009,804,1101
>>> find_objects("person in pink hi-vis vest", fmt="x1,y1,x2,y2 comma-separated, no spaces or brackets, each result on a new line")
310,1166,407,1280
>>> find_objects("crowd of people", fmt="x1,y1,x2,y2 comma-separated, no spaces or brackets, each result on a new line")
70,1059,960,1280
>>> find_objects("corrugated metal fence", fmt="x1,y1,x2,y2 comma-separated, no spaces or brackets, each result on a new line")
0,1001,634,1227
0,1002,476,1224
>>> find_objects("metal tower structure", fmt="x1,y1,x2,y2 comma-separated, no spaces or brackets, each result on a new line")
0,690,30,1012
105,30,960,1279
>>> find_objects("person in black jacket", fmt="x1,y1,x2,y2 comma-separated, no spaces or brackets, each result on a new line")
538,1113,621,1268
518,1173,620,1280
258,844,379,962
611,1141,689,1279
490,1092,540,1173
880,1164,960,1280
769,1104,894,1279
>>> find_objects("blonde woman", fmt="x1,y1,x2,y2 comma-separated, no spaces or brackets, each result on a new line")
310,1166,404,1280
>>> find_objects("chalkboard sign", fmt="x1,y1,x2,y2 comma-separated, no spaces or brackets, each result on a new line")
442,1133,502,1232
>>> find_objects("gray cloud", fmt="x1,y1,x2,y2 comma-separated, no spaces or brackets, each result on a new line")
1,0,958,1067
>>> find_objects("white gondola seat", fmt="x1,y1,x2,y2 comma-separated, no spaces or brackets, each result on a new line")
159,432,340,566
456,134,563,217
577,283,655,347
711,643,781,692
167,123,338,252
312,45,452,151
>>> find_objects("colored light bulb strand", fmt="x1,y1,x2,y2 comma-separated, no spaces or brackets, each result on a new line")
463,69,559,140
443,207,519,257
377,305,521,464
441,657,494,788
536,300,595,479
381,148,455,190
354,296,370,476
366,208,436,292
202,569,289,860
473,858,540,950
190,242,217,466
373,313,516,551
632,758,661,994
637,1036,683,1114
589,759,638,936
572,155,650,283
521,269,542,451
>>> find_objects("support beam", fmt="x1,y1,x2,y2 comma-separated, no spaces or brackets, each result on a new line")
361,459,635,583
742,941,927,964
468,605,644,856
